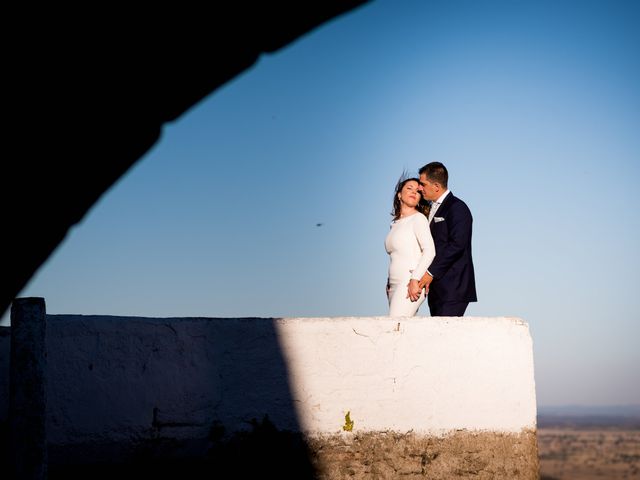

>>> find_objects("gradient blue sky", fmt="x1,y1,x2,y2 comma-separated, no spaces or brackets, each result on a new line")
4,0,639,406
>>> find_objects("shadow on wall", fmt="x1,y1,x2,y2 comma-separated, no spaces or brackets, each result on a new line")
8,300,320,479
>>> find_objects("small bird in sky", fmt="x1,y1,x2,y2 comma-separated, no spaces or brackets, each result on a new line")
316,223,324,227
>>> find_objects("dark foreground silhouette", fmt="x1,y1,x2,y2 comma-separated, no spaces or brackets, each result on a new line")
3,1,369,319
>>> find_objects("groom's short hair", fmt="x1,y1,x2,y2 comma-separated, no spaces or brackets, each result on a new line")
419,162,448,189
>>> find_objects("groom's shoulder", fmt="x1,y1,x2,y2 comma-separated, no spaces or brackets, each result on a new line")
448,193,473,214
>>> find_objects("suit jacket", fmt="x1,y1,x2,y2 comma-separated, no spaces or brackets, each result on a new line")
427,192,477,304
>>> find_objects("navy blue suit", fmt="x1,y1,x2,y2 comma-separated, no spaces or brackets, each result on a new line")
427,192,477,316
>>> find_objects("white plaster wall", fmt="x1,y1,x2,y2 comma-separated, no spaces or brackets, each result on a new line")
278,316,536,434
44,315,536,452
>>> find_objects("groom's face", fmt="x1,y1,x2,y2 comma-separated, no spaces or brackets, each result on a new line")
419,173,439,201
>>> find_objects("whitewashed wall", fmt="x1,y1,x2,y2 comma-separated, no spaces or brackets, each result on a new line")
43,315,536,457
279,316,536,434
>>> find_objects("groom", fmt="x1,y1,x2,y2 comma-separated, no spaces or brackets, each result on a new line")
407,162,477,316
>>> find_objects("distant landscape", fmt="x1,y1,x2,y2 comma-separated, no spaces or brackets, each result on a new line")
537,405,640,480
538,404,640,427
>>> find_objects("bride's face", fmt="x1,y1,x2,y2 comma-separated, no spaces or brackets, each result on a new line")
399,181,421,207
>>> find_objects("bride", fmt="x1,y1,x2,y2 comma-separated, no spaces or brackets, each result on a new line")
385,176,436,316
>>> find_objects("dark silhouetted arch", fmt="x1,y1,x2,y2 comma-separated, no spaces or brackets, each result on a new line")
4,2,370,317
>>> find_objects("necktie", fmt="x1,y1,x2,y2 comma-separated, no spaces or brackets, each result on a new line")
429,202,440,222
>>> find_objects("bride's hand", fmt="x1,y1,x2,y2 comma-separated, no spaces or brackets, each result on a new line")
406,279,422,302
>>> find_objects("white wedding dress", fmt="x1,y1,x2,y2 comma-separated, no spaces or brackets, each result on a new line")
385,212,435,316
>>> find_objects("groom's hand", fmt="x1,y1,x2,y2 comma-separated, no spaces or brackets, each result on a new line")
406,279,422,302
418,272,433,293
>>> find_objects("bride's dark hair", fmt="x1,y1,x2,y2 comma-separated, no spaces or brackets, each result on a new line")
392,175,430,220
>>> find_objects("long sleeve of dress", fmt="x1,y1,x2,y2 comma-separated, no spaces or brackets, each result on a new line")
410,214,436,281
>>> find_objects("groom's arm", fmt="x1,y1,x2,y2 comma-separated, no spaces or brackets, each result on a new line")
419,201,472,286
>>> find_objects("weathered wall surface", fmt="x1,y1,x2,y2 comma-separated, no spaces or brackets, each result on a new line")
278,316,536,434
4,312,538,477
43,316,536,467
45,315,302,461
308,430,539,479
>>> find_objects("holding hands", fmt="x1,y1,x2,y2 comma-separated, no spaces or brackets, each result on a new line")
406,279,422,302
406,273,433,302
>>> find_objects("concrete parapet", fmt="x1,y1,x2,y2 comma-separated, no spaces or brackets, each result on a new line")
9,304,538,478
277,316,536,434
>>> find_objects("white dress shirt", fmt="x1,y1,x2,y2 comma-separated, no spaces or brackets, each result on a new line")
428,190,450,223
426,189,450,279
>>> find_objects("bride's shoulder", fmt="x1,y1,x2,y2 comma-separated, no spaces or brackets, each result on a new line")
413,212,429,224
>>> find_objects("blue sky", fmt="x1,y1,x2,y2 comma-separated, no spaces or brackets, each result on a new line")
5,0,639,406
